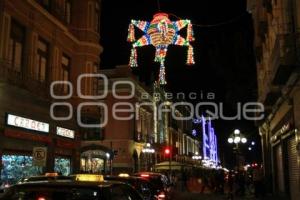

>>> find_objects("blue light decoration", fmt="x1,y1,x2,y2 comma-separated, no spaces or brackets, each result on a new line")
192,129,197,136
201,116,219,168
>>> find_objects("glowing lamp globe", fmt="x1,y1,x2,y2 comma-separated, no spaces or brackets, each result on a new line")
228,138,234,144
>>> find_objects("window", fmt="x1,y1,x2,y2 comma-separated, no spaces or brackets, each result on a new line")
95,1,100,32
93,63,99,95
1,155,40,185
35,38,49,82
81,117,104,141
35,0,50,10
62,54,70,93
54,157,71,176
65,0,72,24
111,185,141,200
9,20,25,72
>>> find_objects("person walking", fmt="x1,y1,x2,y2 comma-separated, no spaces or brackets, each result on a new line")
227,171,235,200
253,165,264,199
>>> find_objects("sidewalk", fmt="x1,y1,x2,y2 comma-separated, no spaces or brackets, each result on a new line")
170,192,289,200
170,178,288,200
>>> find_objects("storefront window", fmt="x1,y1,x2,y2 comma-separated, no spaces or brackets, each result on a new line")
1,155,41,185
54,157,71,176
80,157,104,174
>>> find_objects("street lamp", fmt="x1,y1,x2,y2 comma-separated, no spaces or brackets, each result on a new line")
228,129,247,145
142,143,155,171
192,152,202,160
227,129,247,170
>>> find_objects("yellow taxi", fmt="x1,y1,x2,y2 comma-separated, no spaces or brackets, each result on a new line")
0,174,143,200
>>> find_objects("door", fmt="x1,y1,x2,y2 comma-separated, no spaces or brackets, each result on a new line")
275,145,285,193
287,137,300,200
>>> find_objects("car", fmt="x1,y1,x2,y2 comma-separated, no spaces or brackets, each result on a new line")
0,174,143,200
132,172,171,199
104,174,160,200
18,173,72,183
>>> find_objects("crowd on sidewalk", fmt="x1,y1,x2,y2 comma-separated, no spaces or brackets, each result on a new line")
167,165,269,200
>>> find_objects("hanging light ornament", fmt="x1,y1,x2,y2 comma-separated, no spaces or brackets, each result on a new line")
127,13,195,85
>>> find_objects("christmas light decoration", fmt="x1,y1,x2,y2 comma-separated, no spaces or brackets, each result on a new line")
202,116,219,168
127,12,195,84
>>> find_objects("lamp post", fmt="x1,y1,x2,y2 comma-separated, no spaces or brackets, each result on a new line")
142,143,155,171
227,129,247,170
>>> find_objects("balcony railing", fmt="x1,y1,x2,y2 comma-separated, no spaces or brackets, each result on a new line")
0,60,49,98
34,0,70,25
271,33,298,85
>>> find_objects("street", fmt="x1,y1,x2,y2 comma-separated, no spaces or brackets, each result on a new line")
171,192,287,200
0,0,299,199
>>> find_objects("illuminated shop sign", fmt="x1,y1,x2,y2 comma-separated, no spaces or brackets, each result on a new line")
6,114,49,133
56,127,75,139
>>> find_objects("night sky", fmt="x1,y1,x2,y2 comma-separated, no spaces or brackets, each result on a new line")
100,0,261,166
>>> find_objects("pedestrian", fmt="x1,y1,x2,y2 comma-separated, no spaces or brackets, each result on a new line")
201,174,209,193
235,171,245,196
227,171,234,200
216,169,225,194
181,169,187,192
253,165,264,198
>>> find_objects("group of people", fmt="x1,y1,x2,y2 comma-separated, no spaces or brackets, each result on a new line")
165,166,266,199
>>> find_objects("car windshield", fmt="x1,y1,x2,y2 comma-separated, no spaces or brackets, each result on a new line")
0,185,102,200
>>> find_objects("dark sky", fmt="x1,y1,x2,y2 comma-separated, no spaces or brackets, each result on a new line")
100,0,261,166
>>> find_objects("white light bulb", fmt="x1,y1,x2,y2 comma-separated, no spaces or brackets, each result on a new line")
241,138,247,143
234,137,241,144
234,129,240,135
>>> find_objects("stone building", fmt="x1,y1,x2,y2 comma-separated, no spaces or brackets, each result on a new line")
249,0,300,198
82,65,201,174
0,0,103,184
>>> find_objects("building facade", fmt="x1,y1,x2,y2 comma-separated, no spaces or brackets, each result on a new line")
249,0,300,199
0,0,103,184
82,65,201,174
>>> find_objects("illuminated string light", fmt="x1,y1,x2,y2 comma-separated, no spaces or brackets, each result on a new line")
127,13,195,85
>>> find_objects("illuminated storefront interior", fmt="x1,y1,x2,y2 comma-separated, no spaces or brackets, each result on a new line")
1,155,40,184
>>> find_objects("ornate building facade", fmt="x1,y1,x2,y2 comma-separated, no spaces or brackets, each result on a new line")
0,0,103,184
249,0,300,198
83,65,201,174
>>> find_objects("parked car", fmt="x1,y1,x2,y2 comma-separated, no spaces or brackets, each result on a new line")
132,172,171,199
18,173,72,183
105,174,163,200
0,174,143,200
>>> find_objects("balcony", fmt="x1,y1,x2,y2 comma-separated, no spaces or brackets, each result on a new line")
263,87,281,106
0,60,49,99
33,0,70,25
271,34,298,86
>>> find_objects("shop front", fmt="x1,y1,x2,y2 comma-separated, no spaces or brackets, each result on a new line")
80,145,112,174
270,109,299,199
0,113,79,184
1,154,41,185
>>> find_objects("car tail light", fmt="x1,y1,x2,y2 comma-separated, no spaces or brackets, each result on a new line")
141,174,149,177
157,192,166,199
37,197,46,200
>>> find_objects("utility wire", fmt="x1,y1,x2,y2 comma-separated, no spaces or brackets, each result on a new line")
168,12,249,28
157,0,161,11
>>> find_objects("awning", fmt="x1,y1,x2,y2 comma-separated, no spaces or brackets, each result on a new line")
154,161,193,170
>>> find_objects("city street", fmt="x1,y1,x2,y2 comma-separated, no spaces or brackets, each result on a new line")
0,0,299,199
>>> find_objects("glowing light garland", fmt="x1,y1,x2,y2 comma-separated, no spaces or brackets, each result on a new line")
200,116,219,168
127,13,195,84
